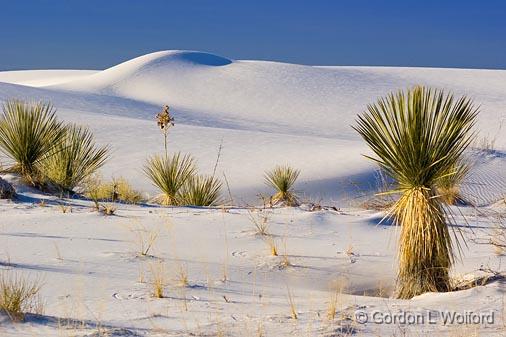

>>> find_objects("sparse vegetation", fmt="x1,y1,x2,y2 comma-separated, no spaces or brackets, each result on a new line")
100,203,116,215
265,236,278,256
264,165,300,206
144,152,196,205
131,224,159,256
110,177,143,204
286,286,297,319
248,210,270,236
179,174,222,206
354,86,478,299
150,262,166,298
84,176,142,205
57,202,72,214
176,263,189,287
0,100,65,184
0,272,42,321
40,124,108,193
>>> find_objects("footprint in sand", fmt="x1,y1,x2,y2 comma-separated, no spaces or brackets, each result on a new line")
231,250,247,258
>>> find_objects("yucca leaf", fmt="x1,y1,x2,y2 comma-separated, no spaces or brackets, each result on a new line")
39,124,109,192
0,100,65,182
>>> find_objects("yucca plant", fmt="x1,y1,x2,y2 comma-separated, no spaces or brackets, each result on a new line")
0,100,65,183
436,160,470,205
179,174,222,206
264,165,300,206
144,152,196,205
40,124,109,193
354,86,477,299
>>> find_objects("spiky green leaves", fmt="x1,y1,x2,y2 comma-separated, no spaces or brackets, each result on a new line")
144,153,223,206
179,175,222,206
354,86,478,298
264,165,300,206
0,100,109,192
40,125,109,193
354,86,477,190
144,153,197,205
0,100,65,181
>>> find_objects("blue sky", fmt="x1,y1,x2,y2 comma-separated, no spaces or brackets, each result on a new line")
1,0,505,70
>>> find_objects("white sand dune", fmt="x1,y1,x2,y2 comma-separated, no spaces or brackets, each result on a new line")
0,51,505,336
0,70,97,87
1,50,504,204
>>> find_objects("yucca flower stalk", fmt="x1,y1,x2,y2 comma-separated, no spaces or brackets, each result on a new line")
155,105,174,157
354,86,477,299
40,124,109,193
144,152,196,205
264,165,300,206
0,100,65,183
179,174,222,206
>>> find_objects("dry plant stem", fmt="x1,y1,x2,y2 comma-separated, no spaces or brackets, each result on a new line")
286,286,297,319
266,236,278,256
395,187,452,298
150,262,165,298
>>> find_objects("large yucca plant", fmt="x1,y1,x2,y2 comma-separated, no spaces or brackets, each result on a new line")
264,165,300,206
179,174,222,206
353,86,477,299
144,152,196,205
0,100,65,182
40,124,109,193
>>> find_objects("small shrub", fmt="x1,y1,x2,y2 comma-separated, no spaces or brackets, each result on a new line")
131,224,159,256
144,152,196,205
83,175,103,210
150,262,166,298
0,100,65,183
264,165,300,206
111,177,143,204
84,176,142,206
179,174,222,206
248,210,270,236
176,264,189,287
0,272,42,321
57,203,72,214
40,124,108,193
100,203,116,216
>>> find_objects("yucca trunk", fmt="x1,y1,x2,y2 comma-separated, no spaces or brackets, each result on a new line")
395,187,453,298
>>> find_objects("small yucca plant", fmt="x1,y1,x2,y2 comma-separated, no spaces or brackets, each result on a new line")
179,174,222,206
0,100,65,183
40,124,109,193
264,165,300,206
144,152,196,205
354,86,477,299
